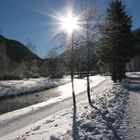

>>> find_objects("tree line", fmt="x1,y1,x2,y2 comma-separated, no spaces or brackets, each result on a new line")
0,0,139,83
51,0,138,82
47,0,139,110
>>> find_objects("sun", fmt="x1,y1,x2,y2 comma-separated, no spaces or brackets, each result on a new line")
50,10,81,36
59,12,79,34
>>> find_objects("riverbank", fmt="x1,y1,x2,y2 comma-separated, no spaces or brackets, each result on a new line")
0,75,106,138
0,76,70,99
0,75,105,115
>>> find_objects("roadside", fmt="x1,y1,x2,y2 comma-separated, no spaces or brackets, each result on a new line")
118,75,140,140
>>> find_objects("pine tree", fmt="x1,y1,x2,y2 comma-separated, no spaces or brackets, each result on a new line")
97,0,134,82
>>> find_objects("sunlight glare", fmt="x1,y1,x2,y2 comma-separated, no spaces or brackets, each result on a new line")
59,12,79,34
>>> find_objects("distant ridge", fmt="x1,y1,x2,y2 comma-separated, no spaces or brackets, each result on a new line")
0,35,42,79
0,35,41,62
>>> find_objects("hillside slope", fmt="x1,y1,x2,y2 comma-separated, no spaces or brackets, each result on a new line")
0,35,41,79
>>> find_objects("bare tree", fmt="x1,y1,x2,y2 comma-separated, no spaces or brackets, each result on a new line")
0,44,8,79
25,39,37,79
47,46,66,78
26,39,36,54
76,0,100,105
53,28,78,110
0,36,10,80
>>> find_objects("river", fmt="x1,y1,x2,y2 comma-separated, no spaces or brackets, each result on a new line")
0,86,61,115
0,76,102,115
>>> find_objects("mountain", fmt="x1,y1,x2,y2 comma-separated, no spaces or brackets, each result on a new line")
0,35,42,80
0,35,41,62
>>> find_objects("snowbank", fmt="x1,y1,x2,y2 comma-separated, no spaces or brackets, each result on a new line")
0,75,104,99
53,80,129,140
118,74,140,140
0,77,70,99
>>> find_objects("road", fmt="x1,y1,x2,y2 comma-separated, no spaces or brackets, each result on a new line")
0,78,109,137
118,76,140,140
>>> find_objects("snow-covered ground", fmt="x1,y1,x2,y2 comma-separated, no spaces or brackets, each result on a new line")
0,77,70,99
118,74,140,140
0,75,105,128
0,75,130,140
0,75,105,99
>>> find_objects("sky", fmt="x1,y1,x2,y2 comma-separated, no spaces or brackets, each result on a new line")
0,0,140,58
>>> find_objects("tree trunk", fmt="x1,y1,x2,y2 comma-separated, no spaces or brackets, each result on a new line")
70,33,76,109
112,56,117,82
87,41,92,104
118,60,122,82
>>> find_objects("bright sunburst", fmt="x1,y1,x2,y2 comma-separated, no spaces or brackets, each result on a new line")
51,10,80,35
59,12,79,34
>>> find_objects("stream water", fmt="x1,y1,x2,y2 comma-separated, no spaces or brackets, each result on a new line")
0,86,61,115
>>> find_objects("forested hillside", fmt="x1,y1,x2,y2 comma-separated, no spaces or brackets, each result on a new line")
0,35,41,79
0,26,140,80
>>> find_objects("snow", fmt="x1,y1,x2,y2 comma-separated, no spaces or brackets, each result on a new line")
0,75,130,140
0,75,104,99
118,74,140,140
0,75,105,126
0,77,70,98
60,75,105,97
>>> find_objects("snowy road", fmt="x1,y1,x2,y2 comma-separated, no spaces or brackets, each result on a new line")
118,76,140,140
0,76,106,137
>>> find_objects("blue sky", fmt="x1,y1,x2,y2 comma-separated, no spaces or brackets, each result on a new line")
0,0,140,58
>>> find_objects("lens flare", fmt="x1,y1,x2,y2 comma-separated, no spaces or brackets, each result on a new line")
59,12,79,34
